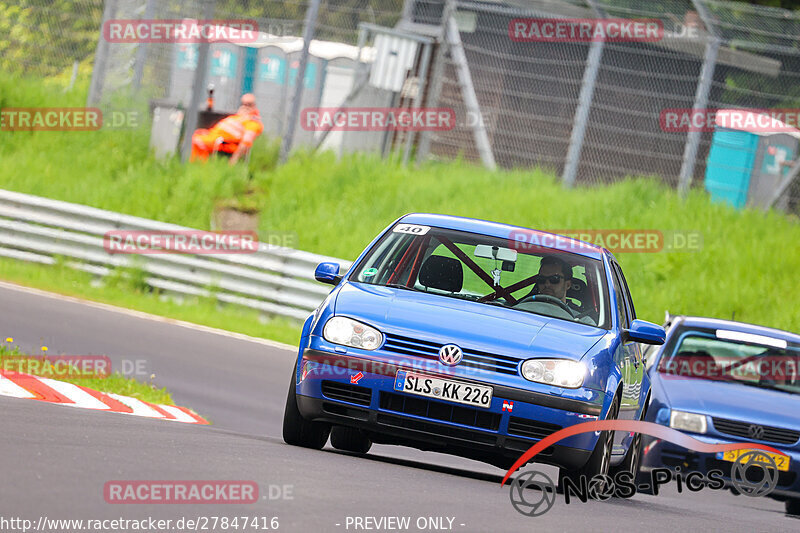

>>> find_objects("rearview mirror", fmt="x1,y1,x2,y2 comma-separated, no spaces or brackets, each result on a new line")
474,245,518,263
314,262,342,285
625,319,666,345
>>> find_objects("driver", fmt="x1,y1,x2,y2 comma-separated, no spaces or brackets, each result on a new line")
533,255,573,305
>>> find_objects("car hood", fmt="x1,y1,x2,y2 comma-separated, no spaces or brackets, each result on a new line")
656,374,800,430
333,282,607,361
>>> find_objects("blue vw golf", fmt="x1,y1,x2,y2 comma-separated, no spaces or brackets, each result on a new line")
283,214,665,484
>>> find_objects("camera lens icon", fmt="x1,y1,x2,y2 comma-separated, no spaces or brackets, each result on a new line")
509,470,557,517
731,451,779,498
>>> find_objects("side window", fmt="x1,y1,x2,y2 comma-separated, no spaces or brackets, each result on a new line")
613,263,637,321
609,265,629,329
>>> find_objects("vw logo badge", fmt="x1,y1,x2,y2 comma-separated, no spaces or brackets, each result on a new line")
748,424,765,440
439,344,463,366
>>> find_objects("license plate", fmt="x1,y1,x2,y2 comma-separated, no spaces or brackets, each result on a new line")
393,371,493,409
715,449,790,471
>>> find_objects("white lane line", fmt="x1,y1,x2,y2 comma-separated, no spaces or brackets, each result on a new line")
0,374,35,399
106,393,166,419
157,404,199,423
35,376,111,410
0,280,298,352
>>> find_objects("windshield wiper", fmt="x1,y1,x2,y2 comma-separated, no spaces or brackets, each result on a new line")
384,283,423,292
729,379,797,395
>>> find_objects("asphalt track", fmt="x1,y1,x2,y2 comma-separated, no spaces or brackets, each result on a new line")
1,282,798,532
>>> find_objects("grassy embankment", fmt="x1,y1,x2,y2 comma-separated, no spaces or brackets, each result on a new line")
1,73,799,337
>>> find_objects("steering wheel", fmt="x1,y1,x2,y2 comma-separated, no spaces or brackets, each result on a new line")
515,294,574,315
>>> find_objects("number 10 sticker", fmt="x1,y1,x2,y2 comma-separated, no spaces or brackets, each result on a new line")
393,224,430,235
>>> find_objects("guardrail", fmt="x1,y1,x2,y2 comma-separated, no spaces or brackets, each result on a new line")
0,189,352,321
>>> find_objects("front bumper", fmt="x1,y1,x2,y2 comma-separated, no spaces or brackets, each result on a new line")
640,434,800,500
296,348,607,470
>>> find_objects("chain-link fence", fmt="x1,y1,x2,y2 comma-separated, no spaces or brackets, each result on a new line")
416,0,800,215
4,0,800,216
0,0,103,78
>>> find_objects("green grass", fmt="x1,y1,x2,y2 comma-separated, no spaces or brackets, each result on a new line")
0,340,175,405
2,72,799,334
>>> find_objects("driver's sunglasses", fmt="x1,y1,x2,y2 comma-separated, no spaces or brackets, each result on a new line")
535,274,564,285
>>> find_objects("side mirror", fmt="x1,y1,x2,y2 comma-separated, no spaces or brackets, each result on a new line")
625,319,666,345
314,262,342,285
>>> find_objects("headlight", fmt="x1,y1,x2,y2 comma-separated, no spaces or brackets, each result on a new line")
669,410,708,433
323,317,382,350
521,359,586,388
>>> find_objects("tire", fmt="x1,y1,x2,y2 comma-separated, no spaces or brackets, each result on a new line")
610,394,649,482
787,498,800,516
282,365,330,449
558,396,620,496
330,425,372,454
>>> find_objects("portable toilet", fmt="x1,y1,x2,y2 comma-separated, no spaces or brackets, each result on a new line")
170,41,244,111
704,109,799,209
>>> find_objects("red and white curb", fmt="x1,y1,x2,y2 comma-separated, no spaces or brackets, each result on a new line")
0,370,208,424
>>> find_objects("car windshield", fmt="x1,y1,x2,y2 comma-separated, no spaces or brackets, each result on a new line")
349,223,610,328
658,327,800,395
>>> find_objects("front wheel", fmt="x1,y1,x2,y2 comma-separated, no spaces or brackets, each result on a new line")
282,365,330,449
610,394,649,482
558,396,620,496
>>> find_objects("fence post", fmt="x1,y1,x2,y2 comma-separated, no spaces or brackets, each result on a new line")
180,0,215,162
132,0,156,93
416,0,455,165
677,37,719,197
404,40,432,166
562,0,605,188
87,0,118,105
446,15,496,170
279,0,323,164
678,0,721,197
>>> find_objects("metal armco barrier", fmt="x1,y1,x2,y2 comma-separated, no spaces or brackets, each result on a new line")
0,189,351,321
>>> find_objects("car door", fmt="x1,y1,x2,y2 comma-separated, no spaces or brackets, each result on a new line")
613,262,645,414
609,262,642,451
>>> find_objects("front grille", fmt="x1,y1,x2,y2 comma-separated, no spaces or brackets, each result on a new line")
321,381,372,406
712,417,800,445
379,391,501,431
383,333,520,375
507,417,562,440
